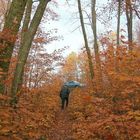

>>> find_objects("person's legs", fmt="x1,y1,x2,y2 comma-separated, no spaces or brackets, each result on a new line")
66,97,69,107
61,98,65,110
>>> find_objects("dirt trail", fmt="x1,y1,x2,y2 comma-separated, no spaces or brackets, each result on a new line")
50,109,73,140
49,88,86,140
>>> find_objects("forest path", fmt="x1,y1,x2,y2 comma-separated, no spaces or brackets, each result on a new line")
48,88,90,140
0,88,139,140
50,109,73,140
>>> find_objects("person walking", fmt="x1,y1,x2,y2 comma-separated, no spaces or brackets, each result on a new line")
59,85,70,110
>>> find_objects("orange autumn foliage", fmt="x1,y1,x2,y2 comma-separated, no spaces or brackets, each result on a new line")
0,38,140,139
0,76,140,140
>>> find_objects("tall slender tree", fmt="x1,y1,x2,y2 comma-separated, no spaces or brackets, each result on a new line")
18,0,33,92
115,0,122,72
91,0,102,85
77,0,94,80
125,0,133,51
117,0,121,46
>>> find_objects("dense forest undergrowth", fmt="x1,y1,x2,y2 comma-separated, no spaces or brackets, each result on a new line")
0,85,140,140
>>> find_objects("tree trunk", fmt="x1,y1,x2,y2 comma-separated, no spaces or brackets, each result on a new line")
91,0,102,86
116,0,121,72
117,0,121,46
18,0,33,92
77,0,94,80
0,0,27,93
11,0,51,103
125,0,133,51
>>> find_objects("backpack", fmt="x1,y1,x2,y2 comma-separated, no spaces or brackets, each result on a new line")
60,86,70,98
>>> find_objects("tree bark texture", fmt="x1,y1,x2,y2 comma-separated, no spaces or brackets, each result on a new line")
0,0,27,93
125,0,133,51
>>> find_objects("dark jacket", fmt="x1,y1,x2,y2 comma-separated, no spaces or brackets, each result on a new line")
60,86,70,99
